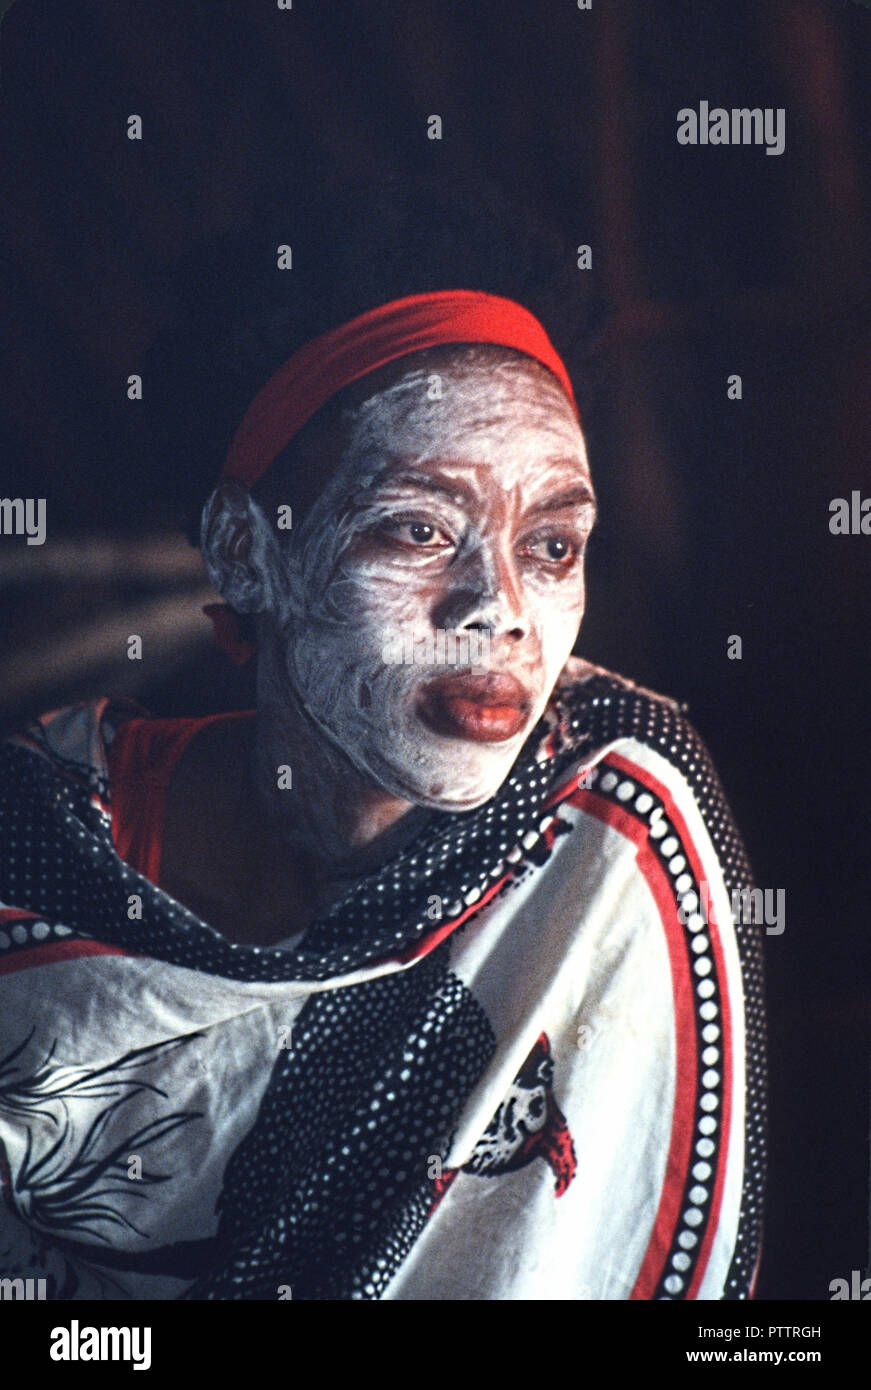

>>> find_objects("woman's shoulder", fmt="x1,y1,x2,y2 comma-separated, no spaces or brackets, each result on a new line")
549,656,739,843
5,700,252,764
552,655,695,764
0,701,248,811
553,654,683,714
3,697,147,782
2,698,124,783
550,657,754,888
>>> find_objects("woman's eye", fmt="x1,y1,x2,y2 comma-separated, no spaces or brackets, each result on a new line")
381,518,452,548
522,533,580,566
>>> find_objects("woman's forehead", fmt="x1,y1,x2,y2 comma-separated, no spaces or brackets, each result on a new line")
258,344,589,526
348,343,577,421
335,348,588,486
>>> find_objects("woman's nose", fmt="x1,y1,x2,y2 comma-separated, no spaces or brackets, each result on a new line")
432,545,528,642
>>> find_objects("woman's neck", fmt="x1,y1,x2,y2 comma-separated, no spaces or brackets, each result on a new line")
251,681,431,870
159,697,431,945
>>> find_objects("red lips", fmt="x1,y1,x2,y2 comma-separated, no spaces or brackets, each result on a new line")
416,671,533,743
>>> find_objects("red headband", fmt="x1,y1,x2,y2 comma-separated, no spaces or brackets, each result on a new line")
222,290,577,487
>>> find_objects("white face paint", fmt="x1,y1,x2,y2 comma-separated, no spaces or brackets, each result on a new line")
257,348,595,811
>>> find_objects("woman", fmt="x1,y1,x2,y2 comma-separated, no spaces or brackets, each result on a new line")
0,181,765,1300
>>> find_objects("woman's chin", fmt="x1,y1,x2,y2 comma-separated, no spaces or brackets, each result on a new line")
371,750,515,813
346,708,526,810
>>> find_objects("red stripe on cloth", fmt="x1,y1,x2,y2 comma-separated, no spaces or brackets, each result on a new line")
388,806,569,967
543,763,596,809
0,939,135,976
386,753,733,1296
392,870,514,965
604,749,735,1299
395,762,702,1293
559,786,700,1300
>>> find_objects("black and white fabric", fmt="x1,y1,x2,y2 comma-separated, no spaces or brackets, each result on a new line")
0,660,766,1300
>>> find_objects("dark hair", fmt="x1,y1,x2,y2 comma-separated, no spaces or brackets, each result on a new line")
145,173,610,543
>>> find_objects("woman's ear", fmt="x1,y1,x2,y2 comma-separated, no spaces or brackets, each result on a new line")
200,479,284,613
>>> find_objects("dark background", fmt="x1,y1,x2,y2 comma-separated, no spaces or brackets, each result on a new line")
1,0,870,1300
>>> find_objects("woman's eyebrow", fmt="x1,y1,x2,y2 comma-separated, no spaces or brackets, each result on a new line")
367,469,479,506
525,484,597,519
365,470,596,517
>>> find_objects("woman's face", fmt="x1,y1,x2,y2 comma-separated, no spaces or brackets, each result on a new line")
262,347,596,810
